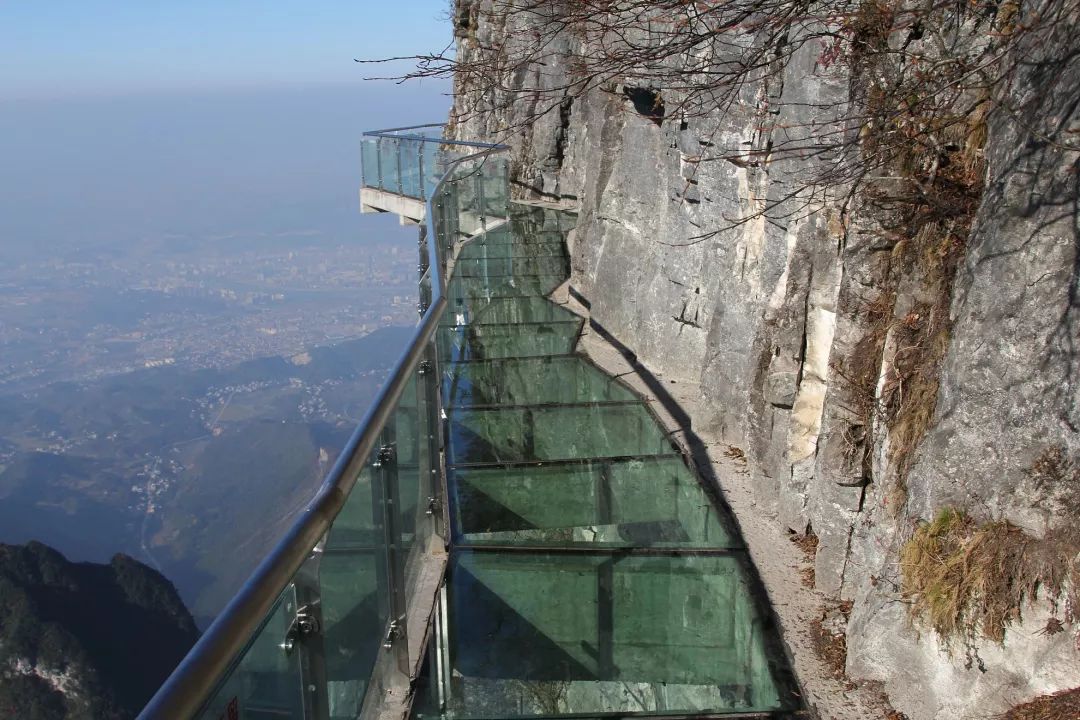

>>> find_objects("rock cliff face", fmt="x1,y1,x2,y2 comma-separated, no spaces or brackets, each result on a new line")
448,1,1080,717
0,541,199,719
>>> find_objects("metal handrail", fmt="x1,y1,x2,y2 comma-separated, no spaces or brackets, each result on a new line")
138,129,509,720
362,125,504,149
361,122,444,134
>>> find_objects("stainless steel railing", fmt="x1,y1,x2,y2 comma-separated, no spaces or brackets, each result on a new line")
138,127,508,720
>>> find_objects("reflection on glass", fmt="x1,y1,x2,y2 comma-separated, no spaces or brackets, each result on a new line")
361,138,381,189
439,321,583,362
451,457,738,549
185,135,799,720
411,552,792,719
420,195,799,719
447,273,568,299
444,355,637,408
447,403,669,465
454,255,570,278
321,457,389,719
378,138,401,194
196,587,305,720
449,295,579,326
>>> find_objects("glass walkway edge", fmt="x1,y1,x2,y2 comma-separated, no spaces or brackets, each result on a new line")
138,127,803,720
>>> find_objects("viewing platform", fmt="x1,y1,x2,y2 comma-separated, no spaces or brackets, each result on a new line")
139,126,802,720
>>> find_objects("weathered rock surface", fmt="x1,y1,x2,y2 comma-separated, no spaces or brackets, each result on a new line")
449,1,1080,717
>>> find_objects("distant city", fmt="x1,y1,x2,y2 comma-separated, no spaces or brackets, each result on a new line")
0,229,417,393
0,81,444,627
0,224,420,623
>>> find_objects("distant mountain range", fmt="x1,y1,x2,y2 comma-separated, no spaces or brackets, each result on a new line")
0,541,199,719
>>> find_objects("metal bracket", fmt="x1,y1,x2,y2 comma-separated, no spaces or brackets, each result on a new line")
374,444,395,467
383,619,402,649
280,605,321,655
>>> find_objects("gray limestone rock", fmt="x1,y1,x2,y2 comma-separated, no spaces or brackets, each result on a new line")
450,0,1080,716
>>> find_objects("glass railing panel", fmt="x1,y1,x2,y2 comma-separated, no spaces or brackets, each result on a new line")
431,181,458,273
362,137,381,190
450,456,739,549
438,320,582,362
393,374,422,548
390,366,443,600
195,586,306,720
431,152,492,251
479,155,508,222
321,451,391,719
444,356,638,408
447,402,670,466
144,130,522,720
379,137,402,195
410,551,794,719
398,137,423,200
457,162,484,235
361,132,463,202
422,141,442,199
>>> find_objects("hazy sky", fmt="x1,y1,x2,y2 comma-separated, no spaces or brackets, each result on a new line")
0,2,454,257
1,0,452,99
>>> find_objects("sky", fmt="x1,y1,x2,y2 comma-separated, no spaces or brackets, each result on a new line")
1,0,453,99
0,1,455,255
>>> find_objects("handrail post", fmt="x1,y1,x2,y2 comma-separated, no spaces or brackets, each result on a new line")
477,167,487,234
376,137,384,190
293,551,330,720
418,339,444,542
380,425,410,674
418,140,426,202
397,137,406,197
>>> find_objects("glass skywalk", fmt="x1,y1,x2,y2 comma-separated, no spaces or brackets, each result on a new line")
143,131,799,720
415,206,798,719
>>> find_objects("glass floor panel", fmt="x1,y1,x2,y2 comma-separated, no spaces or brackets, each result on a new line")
438,321,583,361
453,258,569,277
455,295,580,325
468,227,567,244
454,258,569,278
447,273,567,298
412,206,799,720
456,237,565,254
411,551,796,719
456,245,566,262
447,402,671,465
444,355,638,408
450,456,739,549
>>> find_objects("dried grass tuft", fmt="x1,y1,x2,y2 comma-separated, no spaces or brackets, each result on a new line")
1001,686,1080,720
901,507,1080,647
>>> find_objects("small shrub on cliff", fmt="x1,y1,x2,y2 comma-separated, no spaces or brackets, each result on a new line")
1003,686,1080,720
1023,447,1080,524
900,507,1080,647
